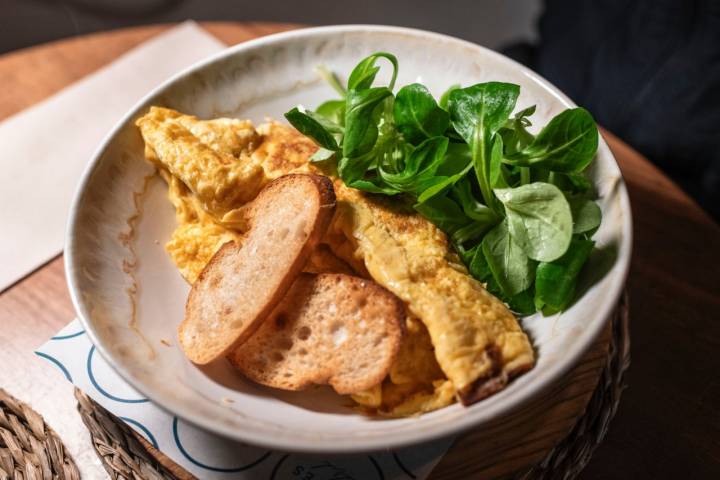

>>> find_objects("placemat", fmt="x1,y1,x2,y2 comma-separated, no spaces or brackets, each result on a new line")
36,320,451,479
33,293,629,479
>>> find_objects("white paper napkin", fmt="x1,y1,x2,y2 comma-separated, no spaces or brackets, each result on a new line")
0,21,225,291
37,320,453,479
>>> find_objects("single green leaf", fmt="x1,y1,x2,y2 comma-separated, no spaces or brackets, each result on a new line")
347,52,399,91
482,219,535,296
344,177,401,195
304,108,343,134
494,182,573,262
447,82,521,145
468,123,497,211
448,82,519,211
343,87,392,157
310,147,335,162
315,99,345,126
535,237,595,311
439,84,460,111
349,63,378,91
505,107,599,173
393,83,449,144
489,133,506,188
284,107,339,151
569,197,602,234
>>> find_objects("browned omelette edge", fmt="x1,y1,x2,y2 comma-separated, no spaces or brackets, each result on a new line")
457,346,535,405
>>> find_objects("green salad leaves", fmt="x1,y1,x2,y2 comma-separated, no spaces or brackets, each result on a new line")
285,52,601,315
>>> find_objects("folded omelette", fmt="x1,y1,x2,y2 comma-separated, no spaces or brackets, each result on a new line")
136,106,535,416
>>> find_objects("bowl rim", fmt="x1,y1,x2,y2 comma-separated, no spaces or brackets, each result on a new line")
65,23,633,453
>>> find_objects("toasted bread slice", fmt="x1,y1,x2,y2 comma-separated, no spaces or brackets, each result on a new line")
228,273,405,395
179,174,336,365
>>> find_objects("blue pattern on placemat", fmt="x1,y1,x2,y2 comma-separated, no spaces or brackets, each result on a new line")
172,417,272,472
51,329,86,340
34,351,73,382
35,318,452,479
121,416,159,449
86,346,149,403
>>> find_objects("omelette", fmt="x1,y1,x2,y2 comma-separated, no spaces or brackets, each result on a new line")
136,106,535,416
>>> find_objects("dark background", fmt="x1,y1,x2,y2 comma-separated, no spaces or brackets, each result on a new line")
0,0,541,54
1,2,719,479
2,0,717,220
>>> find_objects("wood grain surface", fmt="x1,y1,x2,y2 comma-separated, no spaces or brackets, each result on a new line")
0,22,718,480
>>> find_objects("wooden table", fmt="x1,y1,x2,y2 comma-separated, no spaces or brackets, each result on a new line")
1,22,718,480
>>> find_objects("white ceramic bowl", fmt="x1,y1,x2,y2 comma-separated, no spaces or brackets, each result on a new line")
65,25,632,453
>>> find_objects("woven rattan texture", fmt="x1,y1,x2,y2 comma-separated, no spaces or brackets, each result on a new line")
74,389,176,480
0,389,79,480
